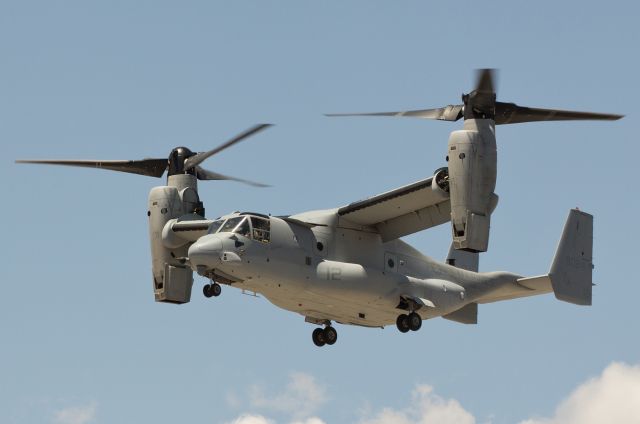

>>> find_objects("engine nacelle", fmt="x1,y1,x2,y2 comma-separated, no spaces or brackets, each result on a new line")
147,175,202,304
162,215,214,249
432,167,450,197
447,119,497,252
162,218,190,250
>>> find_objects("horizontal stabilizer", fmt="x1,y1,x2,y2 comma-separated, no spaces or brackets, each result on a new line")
476,275,552,304
516,275,552,292
442,303,477,324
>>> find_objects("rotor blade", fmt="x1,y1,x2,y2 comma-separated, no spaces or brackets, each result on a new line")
325,104,464,122
195,166,270,187
474,68,496,94
15,158,168,177
184,123,273,170
495,102,624,125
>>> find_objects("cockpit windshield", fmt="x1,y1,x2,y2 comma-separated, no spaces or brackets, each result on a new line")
234,217,252,238
218,217,243,233
207,219,225,234
210,215,270,242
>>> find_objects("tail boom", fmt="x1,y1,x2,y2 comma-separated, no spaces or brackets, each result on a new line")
471,209,593,306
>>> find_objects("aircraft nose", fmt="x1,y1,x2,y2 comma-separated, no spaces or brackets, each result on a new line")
190,235,223,253
188,235,224,271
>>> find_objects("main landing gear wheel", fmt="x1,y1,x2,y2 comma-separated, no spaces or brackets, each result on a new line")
323,326,338,345
312,326,338,347
203,282,222,298
312,328,326,347
396,314,410,333
396,312,421,332
408,312,422,331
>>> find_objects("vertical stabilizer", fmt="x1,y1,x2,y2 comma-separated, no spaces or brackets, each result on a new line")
549,209,593,305
445,243,479,272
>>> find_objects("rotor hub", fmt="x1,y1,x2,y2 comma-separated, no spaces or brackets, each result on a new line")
168,146,196,176
462,90,496,121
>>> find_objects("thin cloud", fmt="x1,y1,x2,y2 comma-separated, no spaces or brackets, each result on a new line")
358,384,475,424
290,419,327,424
53,402,97,424
230,382,472,424
249,372,327,420
226,414,275,424
225,414,327,424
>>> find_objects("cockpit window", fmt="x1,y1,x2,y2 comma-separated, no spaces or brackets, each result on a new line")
207,219,225,234
219,217,243,233
234,217,252,238
216,215,269,242
251,216,270,242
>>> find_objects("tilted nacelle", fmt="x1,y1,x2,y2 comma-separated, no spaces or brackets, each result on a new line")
447,119,498,252
147,174,205,304
326,70,620,252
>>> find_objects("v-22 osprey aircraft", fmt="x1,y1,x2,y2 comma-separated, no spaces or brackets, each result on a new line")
17,70,623,347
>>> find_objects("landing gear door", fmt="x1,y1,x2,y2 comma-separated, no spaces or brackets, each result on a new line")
385,252,398,273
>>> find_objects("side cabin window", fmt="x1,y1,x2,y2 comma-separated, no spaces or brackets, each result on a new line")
251,216,271,243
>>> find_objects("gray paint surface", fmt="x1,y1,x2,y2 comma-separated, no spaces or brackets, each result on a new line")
182,198,592,329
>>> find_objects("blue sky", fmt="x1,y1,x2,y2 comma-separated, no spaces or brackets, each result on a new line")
1,1,639,423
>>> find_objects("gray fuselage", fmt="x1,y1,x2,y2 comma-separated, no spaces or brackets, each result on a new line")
187,211,518,328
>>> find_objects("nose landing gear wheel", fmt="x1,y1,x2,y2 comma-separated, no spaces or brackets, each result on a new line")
312,328,326,347
396,314,410,333
408,312,422,331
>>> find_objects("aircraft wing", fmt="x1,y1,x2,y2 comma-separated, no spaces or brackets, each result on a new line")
337,176,451,241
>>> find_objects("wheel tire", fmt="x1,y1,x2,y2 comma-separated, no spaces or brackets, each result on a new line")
408,312,422,331
211,283,222,297
203,284,213,298
324,326,338,345
396,314,410,333
312,328,326,347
